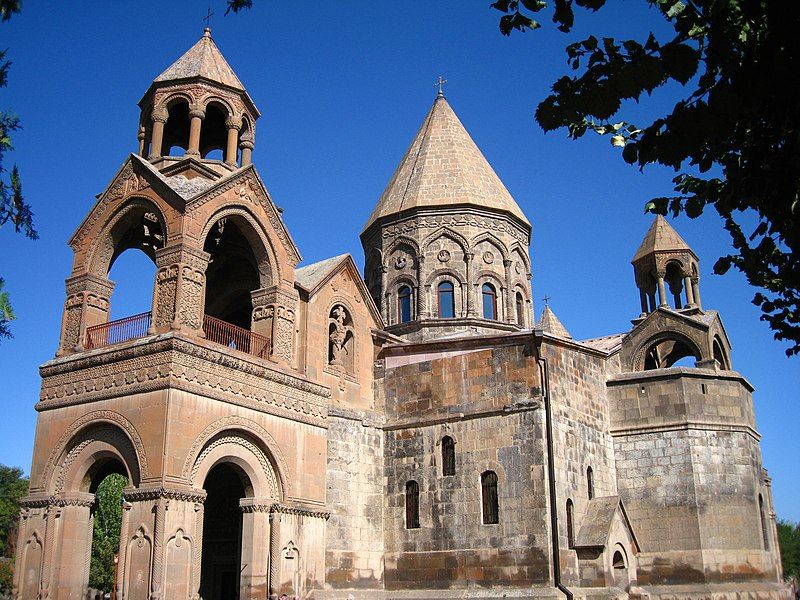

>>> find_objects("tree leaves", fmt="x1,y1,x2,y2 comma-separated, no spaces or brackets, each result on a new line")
89,473,127,593
0,464,28,557
491,0,800,356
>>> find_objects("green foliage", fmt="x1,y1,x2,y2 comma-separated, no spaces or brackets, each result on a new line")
490,0,800,355
89,473,127,593
0,465,28,558
0,559,12,596
778,519,800,582
0,0,33,343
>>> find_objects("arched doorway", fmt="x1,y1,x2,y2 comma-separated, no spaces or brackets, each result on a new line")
88,464,128,597
199,463,250,600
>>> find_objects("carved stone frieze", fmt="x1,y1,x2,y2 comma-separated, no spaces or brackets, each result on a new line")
123,486,207,504
378,213,528,245
38,335,329,426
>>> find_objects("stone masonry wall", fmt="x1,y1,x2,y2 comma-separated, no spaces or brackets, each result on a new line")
325,413,385,589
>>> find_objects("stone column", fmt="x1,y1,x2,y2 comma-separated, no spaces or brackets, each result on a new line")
379,265,389,324
683,275,695,307
638,288,649,317
240,500,272,600
138,125,147,157
417,254,428,319
191,502,204,600
503,259,515,322
116,501,132,600
252,283,298,367
39,502,61,600
186,106,205,157
58,273,115,356
149,497,166,600
225,116,242,166
269,511,281,599
152,243,210,335
149,110,168,160
656,275,668,308
11,507,28,599
465,253,477,318
692,278,702,310
240,136,254,166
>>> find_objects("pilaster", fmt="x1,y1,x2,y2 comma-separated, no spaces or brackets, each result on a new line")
58,273,115,356
240,499,272,600
252,283,298,367
152,243,210,335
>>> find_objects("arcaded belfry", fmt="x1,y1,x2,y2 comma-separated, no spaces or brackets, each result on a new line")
361,89,533,339
13,28,790,600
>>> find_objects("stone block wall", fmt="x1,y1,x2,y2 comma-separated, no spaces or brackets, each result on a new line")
325,413,385,589
607,368,780,586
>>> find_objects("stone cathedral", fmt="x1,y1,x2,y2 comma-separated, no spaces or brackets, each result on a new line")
13,30,789,600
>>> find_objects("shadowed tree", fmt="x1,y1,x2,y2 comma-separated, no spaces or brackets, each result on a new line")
89,473,127,593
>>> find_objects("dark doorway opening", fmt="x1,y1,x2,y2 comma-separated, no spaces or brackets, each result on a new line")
200,464,248,600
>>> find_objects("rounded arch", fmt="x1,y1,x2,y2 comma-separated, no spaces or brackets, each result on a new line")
200,95,235,117
156,92,194,114
200,205,278,286
424,267,466,288
190,431,282,501
88,197,168,277
420,226,469,256
182,417,290,499
471,232,510,262
161,96,191,156
388,273,419,290
199,100,231,160
713,335,730,370
42,411,148,495
635,331,703,371
386,235,421,259
50,423,142,494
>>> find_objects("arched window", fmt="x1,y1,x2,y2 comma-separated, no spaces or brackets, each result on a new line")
566,499,575,548
398,285,412,324
642,335,701,370
437,281,455,318
441,436,455,477
481,471,499,524
329,305,355,374
162,98,190,157
405,481,420,529
759,494,769,549
587,466,594,500
515,292,525,326
482,283,497,320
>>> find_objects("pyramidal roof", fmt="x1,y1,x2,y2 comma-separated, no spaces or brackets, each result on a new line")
363,94,530,232
537,305,572,339
632,215,695,262
154,28,244,90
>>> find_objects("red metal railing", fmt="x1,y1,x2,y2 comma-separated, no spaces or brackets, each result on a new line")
85,311,152,350
202,314,271,359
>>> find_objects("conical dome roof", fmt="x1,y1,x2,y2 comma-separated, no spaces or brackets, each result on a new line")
363,95,530,232
632,215,695,262
154,28,244,90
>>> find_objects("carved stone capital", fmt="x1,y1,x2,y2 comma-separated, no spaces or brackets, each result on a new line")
151,109,169,124
225,116,243,130
188,105,206,120
239,137,255,150
124,486,207,504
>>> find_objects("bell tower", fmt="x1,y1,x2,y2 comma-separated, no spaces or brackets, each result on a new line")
16,31,332,600
138,27,259,169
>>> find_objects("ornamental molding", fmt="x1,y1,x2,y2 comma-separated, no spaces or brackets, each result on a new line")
123,486,207,504
271,502,330,520
378,213,528,245
38,335,329,427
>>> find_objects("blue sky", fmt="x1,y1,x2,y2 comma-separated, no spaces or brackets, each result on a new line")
0,2,797,519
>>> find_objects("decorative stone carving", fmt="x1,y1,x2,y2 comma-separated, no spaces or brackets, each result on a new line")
437,249,451,263
191,434,280,499
328,305,352,367
483,251,495,265
153,243,209,334
394,255,407,270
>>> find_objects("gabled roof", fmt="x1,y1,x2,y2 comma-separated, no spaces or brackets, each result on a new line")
580,333,625,354
632,215,695,263
294,254,383,326
363,95,530,233
154,29,244,90
575,496,640,551
537,305,571,339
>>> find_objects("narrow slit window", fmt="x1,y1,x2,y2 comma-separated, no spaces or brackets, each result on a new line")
515,292,525,326
441,436,455,477
481,471,499,524
587,466,594,500
398,285,412,324
566,499,575,548
405,480,420,529
759,494,769,549
482,283,497,320
437,281,455,318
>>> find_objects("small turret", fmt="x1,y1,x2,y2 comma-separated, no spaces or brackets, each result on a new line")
136,28,259,169
632,216,701,318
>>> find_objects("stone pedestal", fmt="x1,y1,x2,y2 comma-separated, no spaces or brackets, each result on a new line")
152,244,210,335
58,274,115,355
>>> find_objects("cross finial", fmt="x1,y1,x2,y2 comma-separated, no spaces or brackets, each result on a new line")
542,295,551,306
435,75,447,97
203,7,214,32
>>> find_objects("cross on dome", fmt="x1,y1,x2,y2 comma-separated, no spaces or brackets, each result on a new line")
435,75,448,97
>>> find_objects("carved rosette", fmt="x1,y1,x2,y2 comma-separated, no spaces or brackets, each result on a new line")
153,244,209,334
252,285,297,367
58,273,115,355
